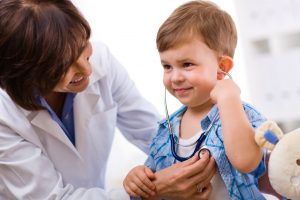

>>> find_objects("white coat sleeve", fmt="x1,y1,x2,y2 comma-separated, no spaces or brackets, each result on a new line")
0,124,123,200
104,45,161,154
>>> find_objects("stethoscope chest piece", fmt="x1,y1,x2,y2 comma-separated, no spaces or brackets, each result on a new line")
198,147,211,159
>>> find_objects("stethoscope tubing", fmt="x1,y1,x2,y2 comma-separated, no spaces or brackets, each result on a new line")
164,71,232,161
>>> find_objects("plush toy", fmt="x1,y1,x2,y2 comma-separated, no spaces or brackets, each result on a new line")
255,120,300,199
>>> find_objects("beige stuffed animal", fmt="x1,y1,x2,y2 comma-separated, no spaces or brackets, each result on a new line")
255,120,300,199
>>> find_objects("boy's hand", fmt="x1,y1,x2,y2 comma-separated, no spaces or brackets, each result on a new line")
123,165,156,198
210,79,240,104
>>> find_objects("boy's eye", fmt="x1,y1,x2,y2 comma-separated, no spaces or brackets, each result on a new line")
183,63,193,68
162,64,172,70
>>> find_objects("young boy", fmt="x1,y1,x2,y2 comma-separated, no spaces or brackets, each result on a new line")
123,1,267,199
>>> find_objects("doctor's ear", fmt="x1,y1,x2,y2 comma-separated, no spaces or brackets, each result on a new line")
217,56,233,80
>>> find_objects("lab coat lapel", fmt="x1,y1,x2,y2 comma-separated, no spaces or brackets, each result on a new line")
73,85,101,157
73,56,106,157
30,110,81,158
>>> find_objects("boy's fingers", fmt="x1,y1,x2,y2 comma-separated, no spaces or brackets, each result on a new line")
124,184,139,198
128,181,150,199
132,173,155,196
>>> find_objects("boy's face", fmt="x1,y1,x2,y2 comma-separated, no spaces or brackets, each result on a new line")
160,37,219,108
53,41,93,93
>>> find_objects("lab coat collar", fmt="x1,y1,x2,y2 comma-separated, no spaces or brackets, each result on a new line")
19,80,102,160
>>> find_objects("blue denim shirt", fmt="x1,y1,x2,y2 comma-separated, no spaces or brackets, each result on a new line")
144,103,267,200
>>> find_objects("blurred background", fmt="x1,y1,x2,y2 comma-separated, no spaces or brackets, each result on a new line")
72,0,300,199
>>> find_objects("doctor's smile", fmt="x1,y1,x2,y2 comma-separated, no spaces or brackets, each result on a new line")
53,42,93,93
70,76,85,84
69,76,89,86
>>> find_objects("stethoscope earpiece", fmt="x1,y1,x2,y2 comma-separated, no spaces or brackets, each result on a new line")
218,69,232,79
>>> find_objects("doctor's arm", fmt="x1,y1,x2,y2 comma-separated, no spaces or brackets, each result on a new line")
0,124,117,199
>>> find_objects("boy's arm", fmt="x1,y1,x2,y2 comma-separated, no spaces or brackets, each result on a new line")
211,79,263,173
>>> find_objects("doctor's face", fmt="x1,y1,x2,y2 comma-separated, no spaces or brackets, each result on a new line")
53,42,93,93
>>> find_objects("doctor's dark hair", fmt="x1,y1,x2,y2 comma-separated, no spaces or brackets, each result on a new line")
156,0,237,57
0,0,91,110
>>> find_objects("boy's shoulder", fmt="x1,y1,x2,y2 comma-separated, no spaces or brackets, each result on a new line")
241,101,267,123
241,101,263,114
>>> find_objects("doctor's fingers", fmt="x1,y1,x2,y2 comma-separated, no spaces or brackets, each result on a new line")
190,157,216,188
179,151,200,167
182,153,211,178
193,183,212,200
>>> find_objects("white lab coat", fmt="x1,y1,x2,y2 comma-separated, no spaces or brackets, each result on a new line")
0,42,160,199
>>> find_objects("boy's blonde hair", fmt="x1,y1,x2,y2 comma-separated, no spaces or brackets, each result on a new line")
156,0,237,57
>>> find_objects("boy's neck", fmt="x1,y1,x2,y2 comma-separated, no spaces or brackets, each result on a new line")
186,100,214,116
180,100,214,139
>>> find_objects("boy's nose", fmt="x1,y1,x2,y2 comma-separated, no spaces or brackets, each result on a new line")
171,70,184,82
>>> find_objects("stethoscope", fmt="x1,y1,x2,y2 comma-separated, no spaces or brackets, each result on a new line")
164,70,232,162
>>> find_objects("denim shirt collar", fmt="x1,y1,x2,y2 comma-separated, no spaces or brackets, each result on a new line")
159,104,220,138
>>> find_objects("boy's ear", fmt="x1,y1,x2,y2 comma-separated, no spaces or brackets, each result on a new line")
217,56,233,80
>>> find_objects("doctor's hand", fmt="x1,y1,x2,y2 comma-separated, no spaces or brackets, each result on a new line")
210,79,241,105
123,165,156,199
151,151,216,200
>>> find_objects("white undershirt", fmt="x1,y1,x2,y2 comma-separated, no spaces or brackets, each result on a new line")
177,132,230,200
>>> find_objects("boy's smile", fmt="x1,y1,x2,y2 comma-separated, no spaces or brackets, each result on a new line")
160,37,220,109
174,87,193,97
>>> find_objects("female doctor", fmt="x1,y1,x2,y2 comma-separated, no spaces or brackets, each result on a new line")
0,0,216,199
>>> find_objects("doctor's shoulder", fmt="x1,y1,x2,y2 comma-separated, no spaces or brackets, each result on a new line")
0,88,31,127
